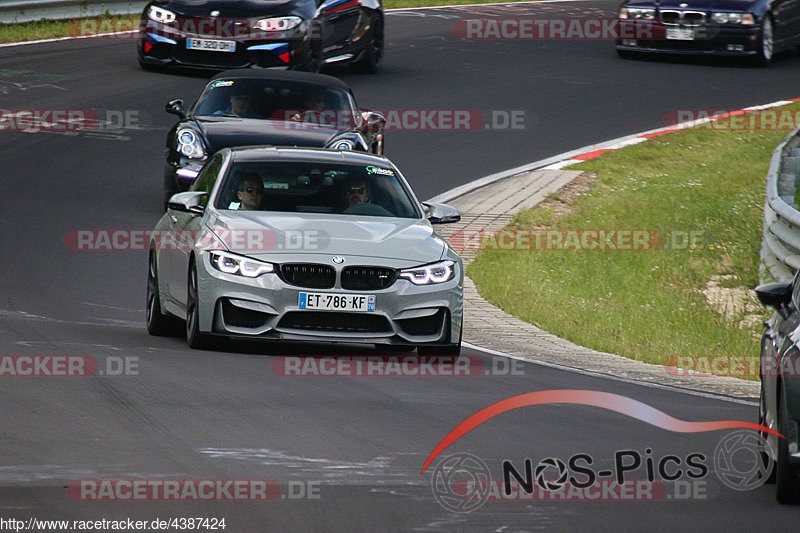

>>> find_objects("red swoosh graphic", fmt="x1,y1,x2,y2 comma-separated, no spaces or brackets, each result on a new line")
421,389,783,474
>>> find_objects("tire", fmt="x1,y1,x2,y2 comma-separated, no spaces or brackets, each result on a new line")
294,31,322,73
186,258,215,350
147,250,182,336
754,15,774,66
759,380,777,484
351,17,384,74
776,384,800,503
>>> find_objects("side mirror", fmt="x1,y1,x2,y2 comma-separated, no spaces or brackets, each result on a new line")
166,99,186,119
755,281,793,319
361,110,385,132
423,202,461,224
167,191,207,216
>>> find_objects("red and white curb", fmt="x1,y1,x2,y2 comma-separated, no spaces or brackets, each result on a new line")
429,96,800,204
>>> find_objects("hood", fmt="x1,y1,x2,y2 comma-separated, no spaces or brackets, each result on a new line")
207,212,446,264
653,0,756,9
156,0,309,18
193,117,341,153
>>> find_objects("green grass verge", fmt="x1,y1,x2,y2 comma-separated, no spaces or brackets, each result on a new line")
0,0,537,44
468,105,800,374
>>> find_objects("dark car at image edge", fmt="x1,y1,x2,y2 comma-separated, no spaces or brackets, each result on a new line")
615,0,800,64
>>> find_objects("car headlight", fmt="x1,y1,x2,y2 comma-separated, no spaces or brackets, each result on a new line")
147,5,177,24
254,16,302,32
177,128,206,159
711,12,755,25
619,7,656,20
209,251,274,278
331,139,355,151
399,260,455,286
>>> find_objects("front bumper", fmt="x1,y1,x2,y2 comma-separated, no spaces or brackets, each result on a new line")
194,252,464,347
616,24,761,56
138,19,311,69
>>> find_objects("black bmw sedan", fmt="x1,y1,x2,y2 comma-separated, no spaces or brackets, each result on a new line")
162,69,386,207
138,0,384,72
615,0,800,64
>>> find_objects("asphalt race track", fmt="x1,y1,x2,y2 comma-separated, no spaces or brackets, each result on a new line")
1,0,800,530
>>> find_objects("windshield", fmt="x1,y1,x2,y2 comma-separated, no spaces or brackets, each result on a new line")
193,78,357,128
215,160,420,218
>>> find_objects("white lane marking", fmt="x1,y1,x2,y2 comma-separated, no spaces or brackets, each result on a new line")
464,342,759,406
13,340,122,351
80,301,142,312
0,0,598,48
0,309,143,329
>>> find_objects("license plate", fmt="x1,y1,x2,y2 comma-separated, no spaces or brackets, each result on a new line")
665,27,695,40
186,38,236,52
298,292,376,312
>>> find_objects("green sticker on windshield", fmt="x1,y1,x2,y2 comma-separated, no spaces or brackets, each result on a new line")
210,80,234,89
366,166,394,176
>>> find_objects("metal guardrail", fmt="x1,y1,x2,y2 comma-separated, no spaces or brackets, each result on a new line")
760,127,800,283
0,0,146,25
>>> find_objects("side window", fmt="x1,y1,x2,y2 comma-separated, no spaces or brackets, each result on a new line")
191,155,224,206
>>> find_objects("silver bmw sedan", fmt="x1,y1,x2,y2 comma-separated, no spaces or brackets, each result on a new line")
146,146,464,354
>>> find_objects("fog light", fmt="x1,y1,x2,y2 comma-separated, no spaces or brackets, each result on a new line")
622,39,638,46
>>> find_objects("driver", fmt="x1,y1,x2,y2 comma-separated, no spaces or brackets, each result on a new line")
215,85,263,118
342,178,370,208
236,174,265,210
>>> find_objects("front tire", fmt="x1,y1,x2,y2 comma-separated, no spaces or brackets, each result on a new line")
352,17,384,74
755,15,774,66
776,384,800,503
294,30,322,73
147,250,182,336
760,379,777,484
186,258,214,350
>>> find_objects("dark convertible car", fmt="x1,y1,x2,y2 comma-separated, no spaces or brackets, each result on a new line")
138,0,384,72
162,69,386,206
755,276,800,503
615,0,800,64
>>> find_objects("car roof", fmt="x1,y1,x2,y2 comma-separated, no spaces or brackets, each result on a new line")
210,69,351,91
228,146,394,166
